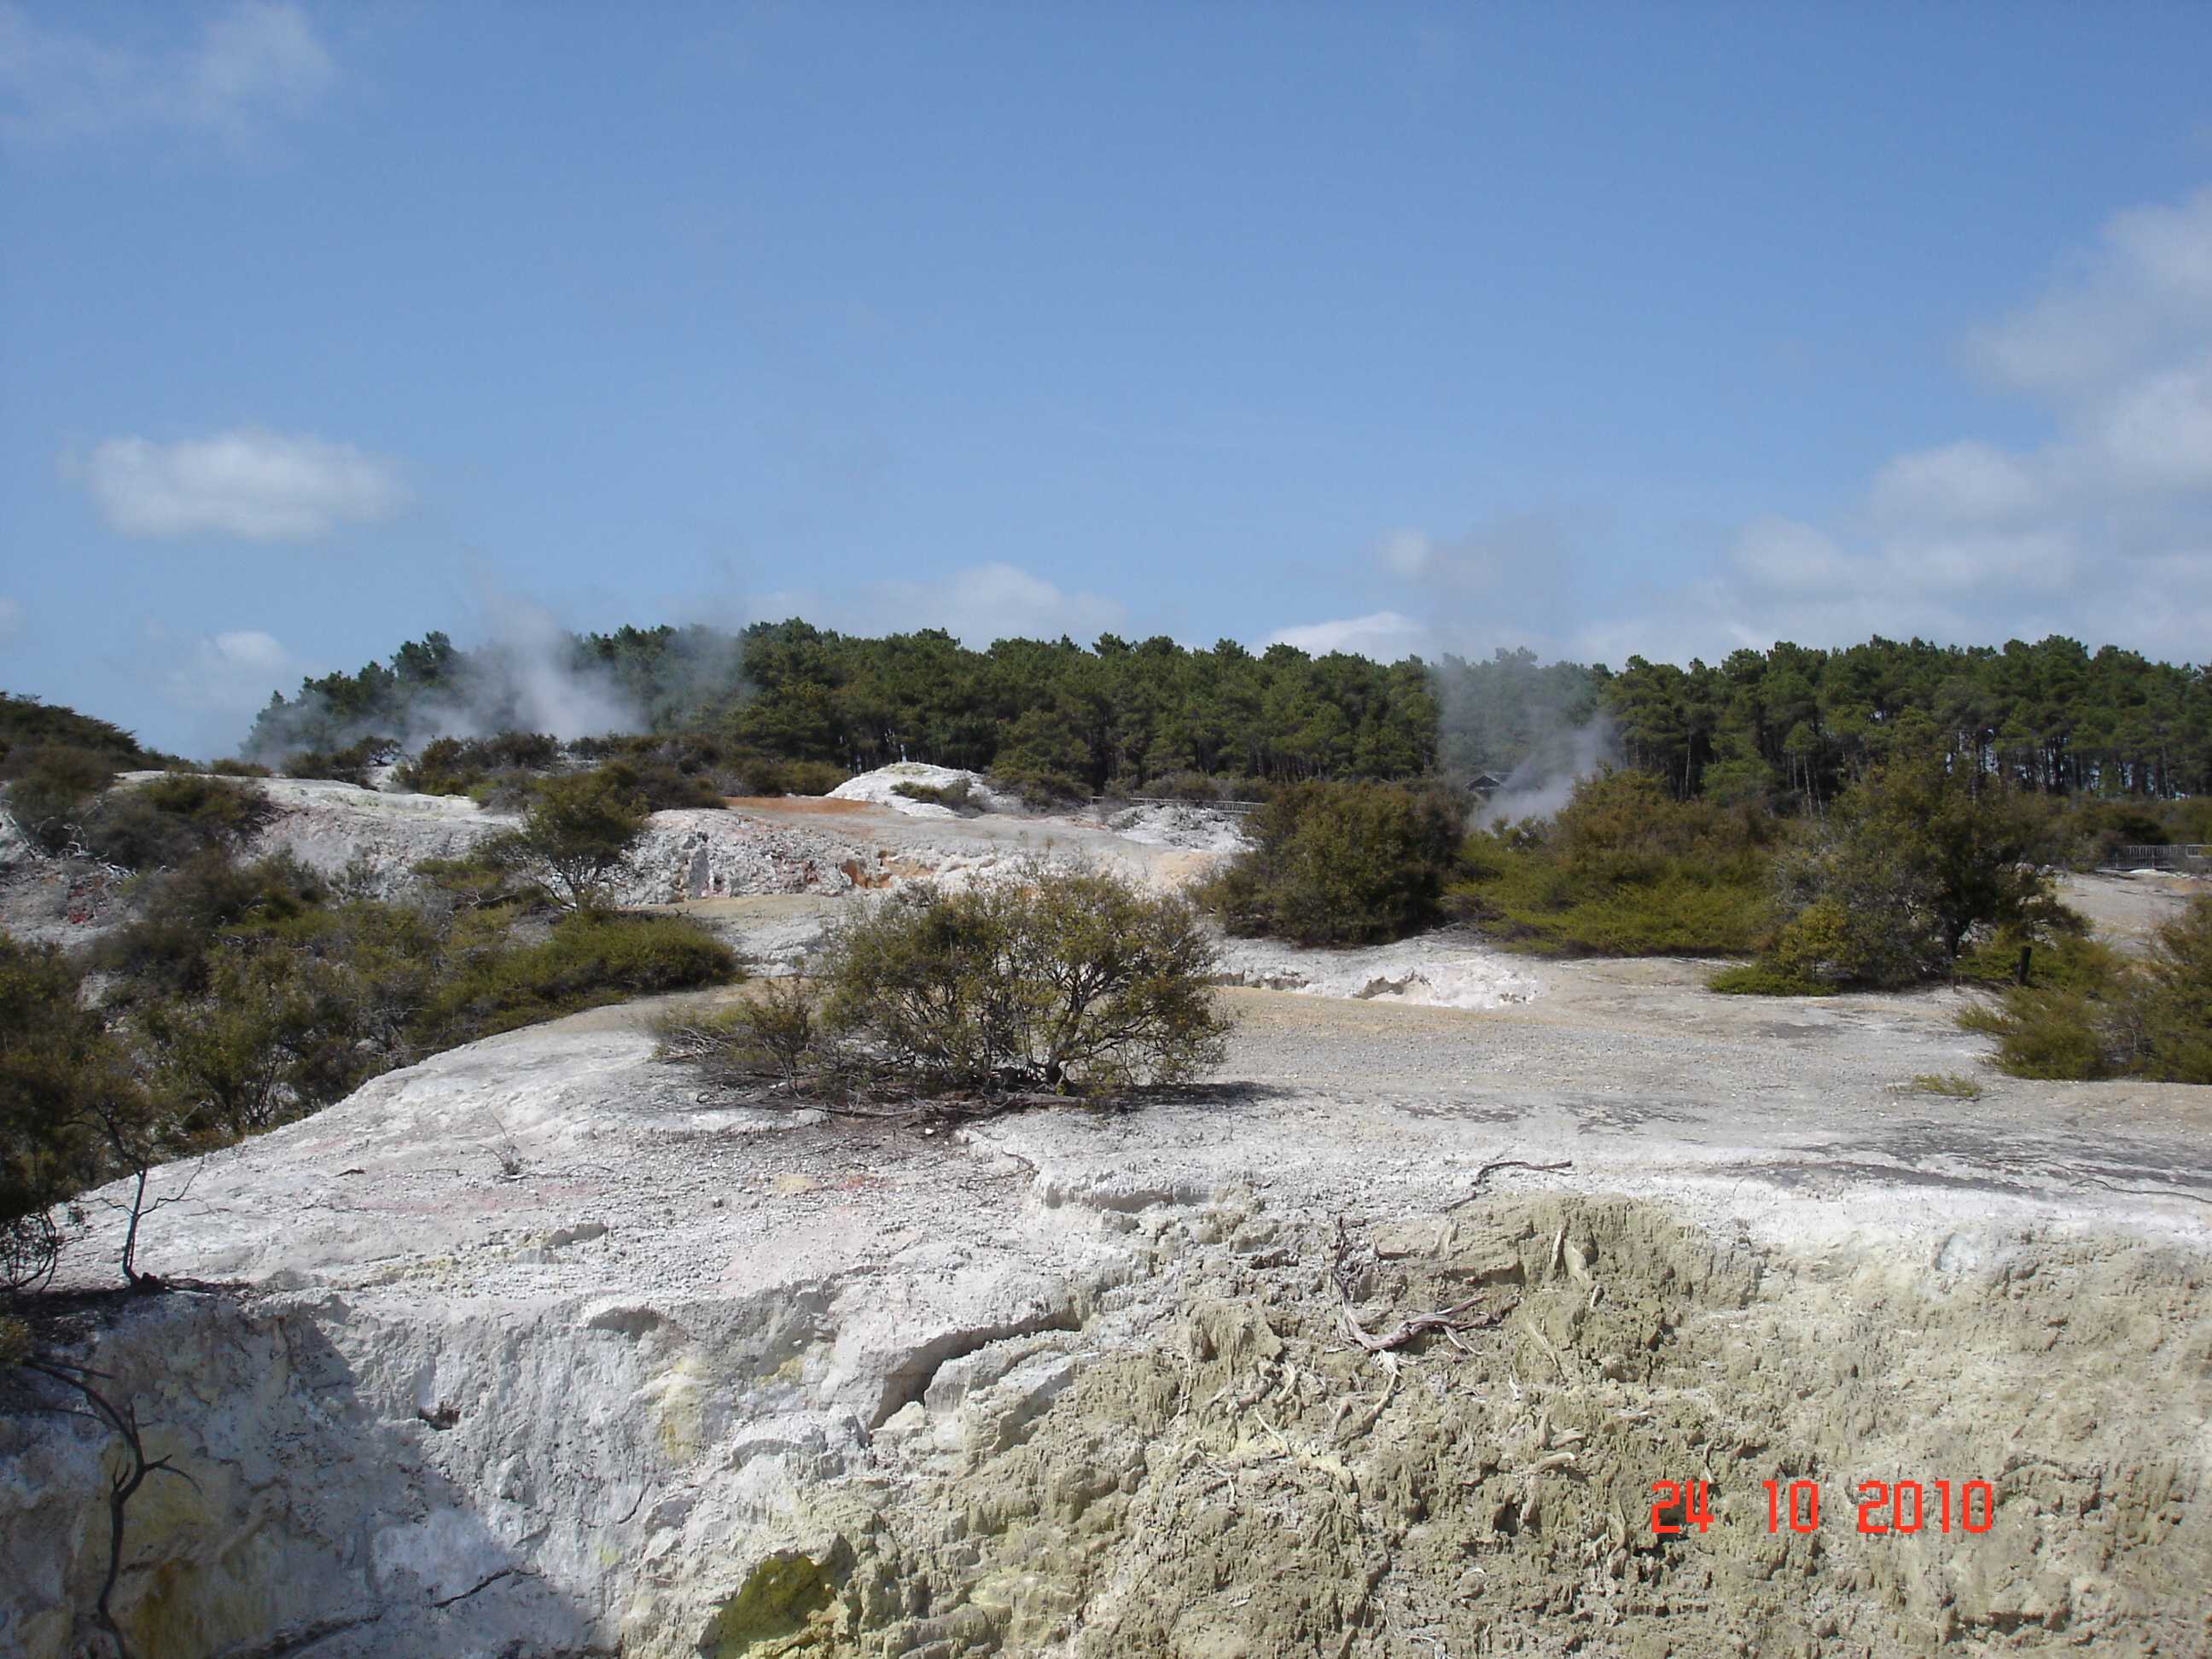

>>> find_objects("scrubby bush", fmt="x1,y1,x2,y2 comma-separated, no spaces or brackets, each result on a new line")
1,940,109,1289
413,848,533,911
891,777,973,811
484,769,652,911
0,692,159,772
76,774,275,870
0,935,184,1287
8,835,741,1284
94,851,330,996
665,864,1231,1101
818,864,1229,1092
395,731,561,796
1961,897,2212,1082
282,736,399,786
591,756,725,812
989,765,1087,810
418,912,738,1041
778,759,851,796
1452,770,1784,958
1719,751,2064,995
657,977,818,1093
1206,781,1464,947
131,938,378,1138
207,758,273,778
2,744,119,853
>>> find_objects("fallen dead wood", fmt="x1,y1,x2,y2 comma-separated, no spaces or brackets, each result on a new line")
1340,1297,1512,1354
1443,1157,1574,1210
1331,1214,1518,1354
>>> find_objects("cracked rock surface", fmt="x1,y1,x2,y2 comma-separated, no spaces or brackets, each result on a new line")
3,886,2211,1655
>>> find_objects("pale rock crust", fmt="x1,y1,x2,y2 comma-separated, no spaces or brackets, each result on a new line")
4,969,2211,1656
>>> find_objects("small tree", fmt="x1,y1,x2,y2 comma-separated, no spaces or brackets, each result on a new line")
1751,749,2058,990
492,770,651,911
2,940,102,1290
0,938,185,1289
2,744,118,855
667,862,1234,1099
2138,898,2212,1081
1206,781,1464,946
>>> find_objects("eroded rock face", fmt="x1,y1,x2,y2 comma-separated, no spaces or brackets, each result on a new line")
9,1182,2209,1656
5,988,2211,1656
221,776,880,905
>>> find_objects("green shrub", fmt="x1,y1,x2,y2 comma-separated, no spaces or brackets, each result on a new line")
77,774,275,870
95,850,331,997
891,777,973,811
988,765,1086,810
420,912,739,1040
592,757,725,812
774,759,850,797
396,731,562,796
0,934,186,1287
656,979,817,1092
282,736,399,786
1451,771,1779,957
2137,897,2212,1081
0,692,154,771
207,757,274,777
1958,902,2212,1083
1207,781,1464,946
483,769,653,911
1,939,108,1288
1725,751,2064,994
1708,961,1832,996
414,848,533,911
2,744,119,853
663,864,1231,1101
132,939,380,1138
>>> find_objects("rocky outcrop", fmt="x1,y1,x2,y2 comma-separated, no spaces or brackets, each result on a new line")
5,983,2211,1656
218,777,882,905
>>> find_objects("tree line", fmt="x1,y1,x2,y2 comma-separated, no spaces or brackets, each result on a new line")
1607,634,2211,806
242,623,2209,805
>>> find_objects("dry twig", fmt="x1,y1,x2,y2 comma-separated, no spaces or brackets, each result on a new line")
1444,1157,1574,1211
1330,1214,1518,1356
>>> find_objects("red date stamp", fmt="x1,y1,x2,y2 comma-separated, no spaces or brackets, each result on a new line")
1649,1478,1997,1535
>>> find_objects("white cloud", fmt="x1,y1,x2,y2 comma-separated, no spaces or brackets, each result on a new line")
79,428,406,541
1969,186,2212,397
1377,529,1435,579
1869,441,2043,526
183,1,330,138
2084,356,2212,491
1320,185,2211,672
754,562,1126,646
1265,610,1435,661
163,627,314,715
1731,516,1852,591
1370,513,1571,595
1623,182,2212,666
0,1,331,146
0,596,21,643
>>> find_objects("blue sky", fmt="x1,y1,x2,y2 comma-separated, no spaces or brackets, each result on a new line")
3,2,2210,757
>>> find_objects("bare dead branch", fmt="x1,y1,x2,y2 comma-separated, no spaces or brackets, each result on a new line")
1444,1158,1575,1211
